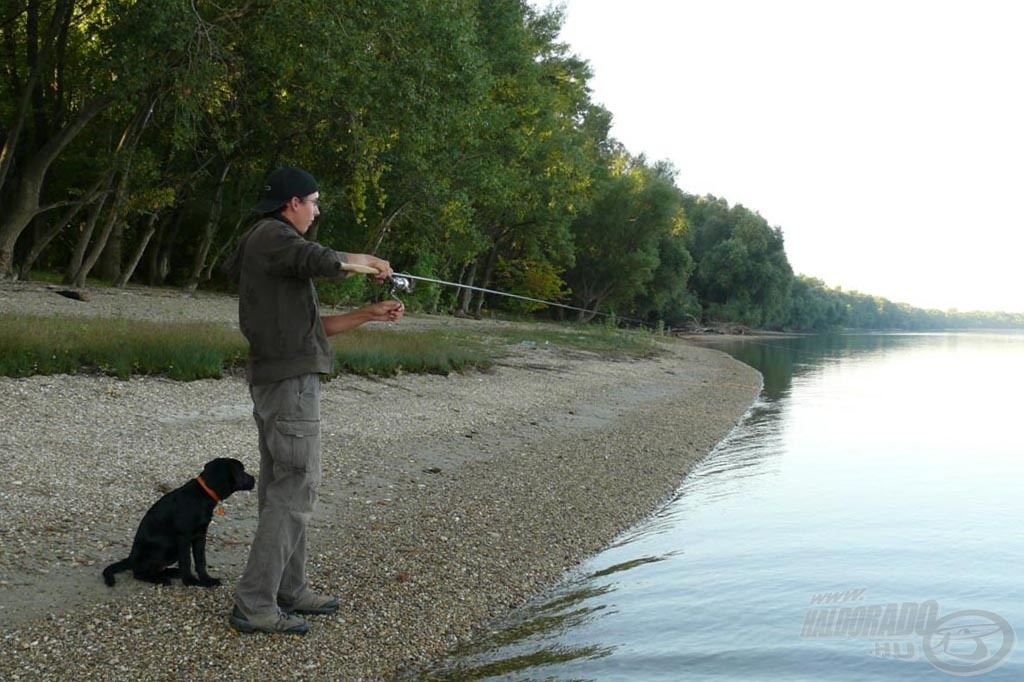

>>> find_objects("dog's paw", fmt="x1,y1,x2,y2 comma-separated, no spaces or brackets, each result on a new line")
197,577,222,588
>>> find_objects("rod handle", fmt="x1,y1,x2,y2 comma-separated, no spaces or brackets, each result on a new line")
341,262,381,276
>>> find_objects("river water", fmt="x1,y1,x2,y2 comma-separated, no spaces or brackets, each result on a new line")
427,332,1024,681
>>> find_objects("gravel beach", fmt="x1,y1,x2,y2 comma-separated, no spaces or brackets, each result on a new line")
0,282,761,681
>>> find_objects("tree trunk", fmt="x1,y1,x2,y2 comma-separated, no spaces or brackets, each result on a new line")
369,201,410,254
202,213,246,282
472,245,500,318
145,217,168,285
97,219,124,282
458,260,478,316
72,206,117,288
577,283,613,323
17,195,92,279
69,98,155,287
116,212,160,287
0,0,71,194
149,210,185,286
183,160,232,293
63,195,107,284
71,167,131,287
17,160,113,279
0,93,113,278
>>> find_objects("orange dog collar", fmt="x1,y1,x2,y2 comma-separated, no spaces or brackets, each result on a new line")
196,476,225,516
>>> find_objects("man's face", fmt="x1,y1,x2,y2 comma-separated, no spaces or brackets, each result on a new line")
288,192,320,234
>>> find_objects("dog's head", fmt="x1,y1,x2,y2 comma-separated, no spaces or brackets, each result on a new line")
200,458,256,500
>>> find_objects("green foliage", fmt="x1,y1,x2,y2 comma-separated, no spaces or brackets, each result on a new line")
492,257,570,313
4,1,1019,330
632,231,700,326
775,276,1024,331
682,195,793,328
779,276,847,331
564,154,690,324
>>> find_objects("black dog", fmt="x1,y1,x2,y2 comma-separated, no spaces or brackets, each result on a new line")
103,458,255,587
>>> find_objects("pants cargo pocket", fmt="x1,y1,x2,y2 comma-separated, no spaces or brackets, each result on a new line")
271,418,323,489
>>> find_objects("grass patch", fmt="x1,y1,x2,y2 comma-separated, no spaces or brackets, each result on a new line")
0,314,496,380
329,328,494,377
0,312,659,381
453,323,663,359
0,314,249,380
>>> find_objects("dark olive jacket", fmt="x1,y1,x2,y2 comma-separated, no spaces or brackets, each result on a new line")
223,215,348,385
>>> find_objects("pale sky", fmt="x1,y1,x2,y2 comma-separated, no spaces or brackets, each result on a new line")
535,0,1023,313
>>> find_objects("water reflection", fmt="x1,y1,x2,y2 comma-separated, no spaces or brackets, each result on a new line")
676,398,785,506
422,583,617,681
706,334,922,400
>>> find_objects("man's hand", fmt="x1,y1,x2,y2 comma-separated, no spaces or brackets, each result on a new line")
344,253,393,282
321,300,404,336
364,300,405,323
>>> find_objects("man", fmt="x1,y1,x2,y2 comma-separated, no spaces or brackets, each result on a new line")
224,166,404,635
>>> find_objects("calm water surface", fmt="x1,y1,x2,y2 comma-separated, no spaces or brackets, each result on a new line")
429,333,1024,681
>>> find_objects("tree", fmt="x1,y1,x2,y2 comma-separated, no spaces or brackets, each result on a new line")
565,155,687,321
446,0,599,317
6,2,998,334
0,0,248,279
683,195,793,327
781,276,845,331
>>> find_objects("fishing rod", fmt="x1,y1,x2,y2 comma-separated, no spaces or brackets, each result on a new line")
341,263,640,323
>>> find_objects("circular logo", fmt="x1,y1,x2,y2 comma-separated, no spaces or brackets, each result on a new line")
923,609,1015,676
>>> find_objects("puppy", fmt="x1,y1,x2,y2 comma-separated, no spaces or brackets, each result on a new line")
103,458,255,587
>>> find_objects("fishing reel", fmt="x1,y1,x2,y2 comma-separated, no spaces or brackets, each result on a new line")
389,275,414,294
386,274,414,302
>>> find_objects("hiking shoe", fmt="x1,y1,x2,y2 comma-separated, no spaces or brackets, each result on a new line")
229,606,309,635
277,590,340,615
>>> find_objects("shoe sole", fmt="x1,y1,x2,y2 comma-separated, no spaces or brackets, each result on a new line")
282,605,339,616
279,599,340,616
229,616,309,635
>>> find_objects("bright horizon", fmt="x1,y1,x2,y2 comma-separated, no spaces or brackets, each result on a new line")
536,0,1023,313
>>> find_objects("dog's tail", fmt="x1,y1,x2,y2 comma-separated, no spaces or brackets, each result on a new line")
102,559,130,587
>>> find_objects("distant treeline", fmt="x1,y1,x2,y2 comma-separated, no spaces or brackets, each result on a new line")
784,277,1024,332
1,1,1018,332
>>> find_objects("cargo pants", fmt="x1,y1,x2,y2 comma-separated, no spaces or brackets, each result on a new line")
234,373,322,616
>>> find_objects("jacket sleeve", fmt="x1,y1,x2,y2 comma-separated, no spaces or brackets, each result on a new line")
248,221,347,279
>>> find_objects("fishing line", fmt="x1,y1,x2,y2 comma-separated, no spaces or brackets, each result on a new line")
389,273,642,324
340,262,641,324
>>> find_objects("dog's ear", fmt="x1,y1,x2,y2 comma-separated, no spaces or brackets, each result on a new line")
203,458,254,496
200,458,232,493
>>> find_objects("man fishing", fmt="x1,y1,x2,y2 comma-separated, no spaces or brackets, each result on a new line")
224,166,404,635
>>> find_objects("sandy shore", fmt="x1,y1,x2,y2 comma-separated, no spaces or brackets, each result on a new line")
0,282,761,681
